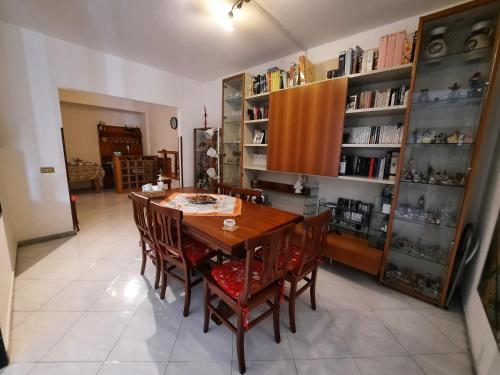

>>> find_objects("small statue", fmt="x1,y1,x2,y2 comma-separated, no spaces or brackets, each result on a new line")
463,130,474,144
417,195,425,209
435,133,447,143
293,175,307,194
447,131,459,144
455,173,466,185
447,82,461,100
422,130,436,144
418,89,430,103
468,72,482,97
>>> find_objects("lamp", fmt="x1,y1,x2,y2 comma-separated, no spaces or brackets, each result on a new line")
228,0,250,18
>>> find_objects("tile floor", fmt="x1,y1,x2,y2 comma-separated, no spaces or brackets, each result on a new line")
1,192,473,375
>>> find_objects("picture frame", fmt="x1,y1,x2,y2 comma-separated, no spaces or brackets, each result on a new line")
253,129,265,144
347,94,358,110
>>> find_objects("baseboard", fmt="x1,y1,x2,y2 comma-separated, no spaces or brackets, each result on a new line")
17,231,76,248
3,271,14,354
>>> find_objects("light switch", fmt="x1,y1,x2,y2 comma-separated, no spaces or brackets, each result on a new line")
40,167,55,173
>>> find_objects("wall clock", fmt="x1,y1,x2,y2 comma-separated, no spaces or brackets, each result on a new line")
170,116,178,130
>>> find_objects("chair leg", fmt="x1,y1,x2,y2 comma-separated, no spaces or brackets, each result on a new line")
288,279,297,334
140,241,147,275
273,287,281,344
183,270,192,317
310,266,318,311
154,256,161,289
203,281,210,333
236,313,246,374
160,260,167,299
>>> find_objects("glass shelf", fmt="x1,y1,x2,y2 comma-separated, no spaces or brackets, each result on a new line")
391,245,449,266
394,215,457,229
411,95,483,106
400,179,465,189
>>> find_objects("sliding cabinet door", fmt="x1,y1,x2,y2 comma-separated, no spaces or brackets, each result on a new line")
267,77,347,176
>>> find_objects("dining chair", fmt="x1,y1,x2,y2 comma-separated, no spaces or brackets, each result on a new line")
230,187,263,204
285,209,331,333
149,201,217,317
211,182,232,195
128,192,161,289
203,223,295,374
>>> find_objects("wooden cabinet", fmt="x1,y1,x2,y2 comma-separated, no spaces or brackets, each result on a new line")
267,78,348,176
113,156,159,194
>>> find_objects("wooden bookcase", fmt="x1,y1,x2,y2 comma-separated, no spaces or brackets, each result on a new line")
113,156,159,194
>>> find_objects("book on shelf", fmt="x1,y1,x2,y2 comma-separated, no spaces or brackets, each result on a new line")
394,31,406,66
343,124,404,144
338,51,346,76
385,33,397,68
350,84,408,109
403,31,418,64
378,35,388,69
340,152,395,179
389,152,399,180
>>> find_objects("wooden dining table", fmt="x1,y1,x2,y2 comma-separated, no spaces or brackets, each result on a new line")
160,187,303,256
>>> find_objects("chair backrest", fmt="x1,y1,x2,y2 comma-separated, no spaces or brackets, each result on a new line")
241,223,295,304
231,187,263,204
149,201,184,261
296,209,331,274
128,192,153,246
211,182,233,196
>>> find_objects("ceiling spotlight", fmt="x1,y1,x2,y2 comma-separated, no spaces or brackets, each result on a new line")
228,0,250,18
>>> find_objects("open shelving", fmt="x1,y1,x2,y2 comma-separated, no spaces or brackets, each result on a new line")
345,105,407,117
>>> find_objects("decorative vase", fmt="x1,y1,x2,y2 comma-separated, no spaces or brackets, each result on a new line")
423,26,448,64
464,20,492,62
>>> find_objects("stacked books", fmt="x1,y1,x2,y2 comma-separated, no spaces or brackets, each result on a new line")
251,68,288,95
343,124,404,144
333,29,416,78
378,30,417,69
249,55,313,96
348,84,408,110
340,152,399,180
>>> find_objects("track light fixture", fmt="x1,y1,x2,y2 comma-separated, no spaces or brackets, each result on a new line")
228,0,250,18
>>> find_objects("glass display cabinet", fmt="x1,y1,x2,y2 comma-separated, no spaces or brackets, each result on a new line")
222,74,246,186
194,128,222,190
381,0,500,305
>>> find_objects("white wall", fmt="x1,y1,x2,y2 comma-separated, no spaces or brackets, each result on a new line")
0,20,205,243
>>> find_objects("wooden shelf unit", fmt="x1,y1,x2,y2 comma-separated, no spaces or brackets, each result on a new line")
345,105,407,117
113,156,159,194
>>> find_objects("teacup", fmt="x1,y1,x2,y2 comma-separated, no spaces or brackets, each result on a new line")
223,219,236,228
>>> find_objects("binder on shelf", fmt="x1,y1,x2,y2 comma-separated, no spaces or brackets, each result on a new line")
385,33,397,68
393,31,406,66
378,35,388,69
338,51,346,76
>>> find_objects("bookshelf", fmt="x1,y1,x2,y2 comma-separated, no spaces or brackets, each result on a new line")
342,144,401,148
348,63,413,85
338,176,396,185
245,119,269,124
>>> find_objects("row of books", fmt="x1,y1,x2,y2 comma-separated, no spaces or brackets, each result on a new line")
348,84,409,110
340,152,399,180
251,68,288,95
378,31,417,69
250,56,314,95
343,124,404,145
335,29,417,77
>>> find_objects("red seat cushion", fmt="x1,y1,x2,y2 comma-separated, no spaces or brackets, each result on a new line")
254,244,303,273
288,244,303,272
183,236,213,265
211,259,263,300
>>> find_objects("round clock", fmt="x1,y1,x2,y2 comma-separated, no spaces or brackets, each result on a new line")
170,116,178,130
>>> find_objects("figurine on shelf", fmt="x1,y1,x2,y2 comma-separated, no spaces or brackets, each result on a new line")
447,83,461,100
455,173,466,186
422,130,436,144
418,89,430,103
468,72,482,97
426,207,441,225
463,129,474,144
416,131,424,144
447,131,459,144
408,130,418,144
427,163,434,181
417,195,425,210
293,175,307,194
435,132,447,144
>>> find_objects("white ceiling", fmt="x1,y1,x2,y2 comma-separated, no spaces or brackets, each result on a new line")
0,0,460,81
